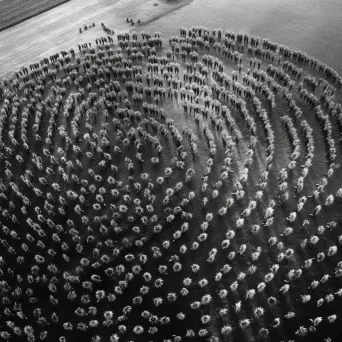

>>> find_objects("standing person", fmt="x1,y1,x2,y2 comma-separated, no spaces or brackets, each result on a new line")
310,205,322,217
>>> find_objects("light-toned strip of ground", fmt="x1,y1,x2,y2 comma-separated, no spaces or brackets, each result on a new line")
0,0,192,79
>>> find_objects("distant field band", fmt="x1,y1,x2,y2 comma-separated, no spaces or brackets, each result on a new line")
0,0,70,32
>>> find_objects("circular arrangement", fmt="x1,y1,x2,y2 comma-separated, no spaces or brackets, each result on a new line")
0,27,342,342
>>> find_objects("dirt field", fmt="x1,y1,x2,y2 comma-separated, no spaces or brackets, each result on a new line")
0,0,192,80
0,26,342,340
1,1,342,341
0,0,70,32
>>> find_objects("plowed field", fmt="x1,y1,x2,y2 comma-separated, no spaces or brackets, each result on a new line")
0,0,70,32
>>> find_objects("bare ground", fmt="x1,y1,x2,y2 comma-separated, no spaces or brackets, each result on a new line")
0,0,192,80
0,0,70,32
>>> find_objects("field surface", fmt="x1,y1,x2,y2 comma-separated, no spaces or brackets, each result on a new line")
0,27,342,341
0,0,70,32
1,1,342,341
0,0,342,80
0,0,192,79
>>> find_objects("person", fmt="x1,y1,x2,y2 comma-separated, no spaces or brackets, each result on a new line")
138,19,141,24
79,28,82,33
310,205,322,217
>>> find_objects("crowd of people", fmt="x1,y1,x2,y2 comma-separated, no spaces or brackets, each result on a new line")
79,23,96,34
0,25,341,342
